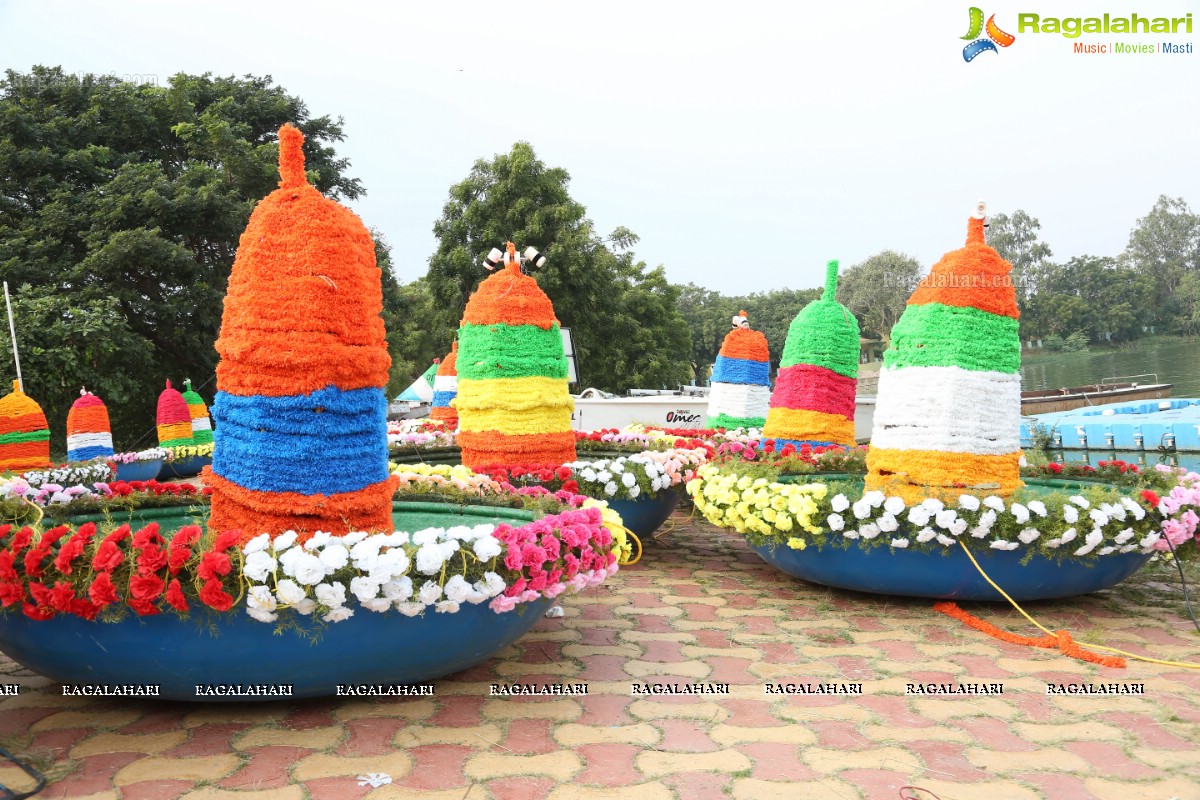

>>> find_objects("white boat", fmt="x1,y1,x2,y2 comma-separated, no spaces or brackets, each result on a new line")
571,387,876,443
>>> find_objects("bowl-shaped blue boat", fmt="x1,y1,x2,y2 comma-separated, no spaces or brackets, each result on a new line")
158,454,212,480
608,487,681,538
0,502,554,701
747,477,1154,601
114,458,165,483
750,539,1151,601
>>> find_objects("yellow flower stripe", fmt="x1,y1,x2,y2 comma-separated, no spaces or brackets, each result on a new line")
864,447,1023,503
454,377,574,436
762,408,855,446
686,464,826,541
168,442,214,459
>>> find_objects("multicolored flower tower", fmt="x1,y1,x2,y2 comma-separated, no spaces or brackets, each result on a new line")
706,312,770,430
762,261,859,449
429,342,459,428
455,242,575,469
206,123,397,539
0,381,50,472
866,203,1023,502
156,381,194,448
181,379,214,445
66,389,114,461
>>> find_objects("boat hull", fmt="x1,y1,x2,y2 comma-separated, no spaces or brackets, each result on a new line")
0,503,555,700
114,459,165,483
158,455,212,480
608,488,681,537
750,540,1151,601
0,599,552,701
1020,383,1172,415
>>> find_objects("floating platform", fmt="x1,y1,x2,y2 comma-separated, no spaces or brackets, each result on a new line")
1021,398,1200,451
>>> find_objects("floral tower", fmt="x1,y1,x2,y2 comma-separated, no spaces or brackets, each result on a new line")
206,123,397,539
66,389,114,461
866,202,1023,502
181,379,214,445
706,311,770,430
429,342,459,428
455,242,575,468
0,381,50,471
762,261,859,449
156,381,194,448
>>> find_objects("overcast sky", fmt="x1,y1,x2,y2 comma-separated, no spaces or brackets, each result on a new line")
2,0,1196,294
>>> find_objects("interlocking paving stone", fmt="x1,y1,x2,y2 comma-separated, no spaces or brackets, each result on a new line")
1,508,1198,798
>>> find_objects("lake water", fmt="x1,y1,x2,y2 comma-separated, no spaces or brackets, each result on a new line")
1020,338,1200,396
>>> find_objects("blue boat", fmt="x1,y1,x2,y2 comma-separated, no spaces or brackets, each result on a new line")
746,477,1154,601
1021,398,1200,452
0,502,557,701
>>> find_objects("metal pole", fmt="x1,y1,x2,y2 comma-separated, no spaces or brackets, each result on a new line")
3,282,22,392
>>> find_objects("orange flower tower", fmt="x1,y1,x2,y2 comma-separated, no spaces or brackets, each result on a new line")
0,381,50,472
455,243,576,468
865,202,1023,502
429,342,459,428
205,124,398,539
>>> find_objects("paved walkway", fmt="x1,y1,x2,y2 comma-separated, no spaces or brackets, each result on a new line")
2,509,1198,800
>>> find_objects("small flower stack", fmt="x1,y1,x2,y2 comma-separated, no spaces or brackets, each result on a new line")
866,203,1023,502
706,311,771,430
0,380,51,472
156,380,194,448
207,124,397,540
762,261,859,449
429,342,459,428
66,389,114,461
181,379,214,445
455,242,576,469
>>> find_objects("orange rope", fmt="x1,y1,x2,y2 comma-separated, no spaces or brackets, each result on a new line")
934,601,1125,668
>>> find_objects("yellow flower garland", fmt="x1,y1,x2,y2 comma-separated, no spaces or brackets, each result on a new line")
687,464,826,547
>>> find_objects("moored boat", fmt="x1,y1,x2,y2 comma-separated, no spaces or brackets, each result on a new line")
1020,378,1172,415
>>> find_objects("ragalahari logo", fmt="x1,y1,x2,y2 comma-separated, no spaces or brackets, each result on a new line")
962,7,1016,61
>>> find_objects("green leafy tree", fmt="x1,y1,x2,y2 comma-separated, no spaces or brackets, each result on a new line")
986,209,1053,339
1123,195,1200,331
739,289,822,370
374,232,440,398
1038,256,1155,343
0,66,401,448
676,283,733,381
986,210,1053,300
837,251,923,339
675,285,821,381
425,142,691,392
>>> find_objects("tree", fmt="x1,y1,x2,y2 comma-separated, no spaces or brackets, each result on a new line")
374,233,439,398
676,283,740,380
0,67,400,448
425,142,691,392
1037,256,1155,343
675,285,821,381
1123,195,1200,331
986,209,1053,339
837,251,923,339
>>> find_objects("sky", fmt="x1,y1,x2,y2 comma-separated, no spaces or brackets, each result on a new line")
2,0,1197,294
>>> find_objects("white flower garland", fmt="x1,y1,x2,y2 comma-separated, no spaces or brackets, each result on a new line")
241,526,508,623
826,491,1159,556
20,461,114,489
239,523,615,624
566,449,704,500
